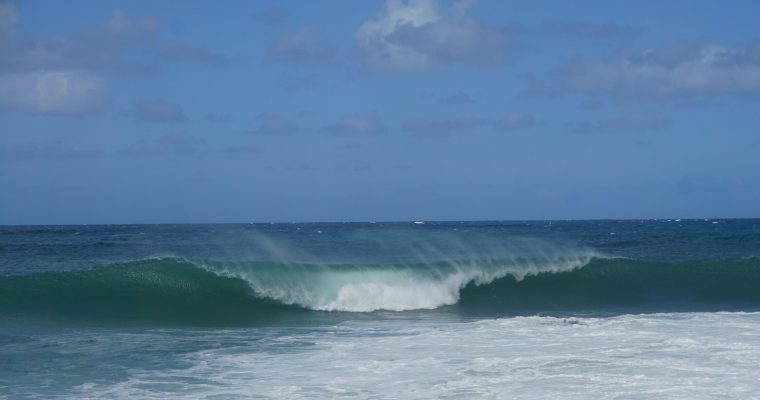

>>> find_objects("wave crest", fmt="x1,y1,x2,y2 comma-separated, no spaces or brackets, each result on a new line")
205,239,599,312
3,248,760,326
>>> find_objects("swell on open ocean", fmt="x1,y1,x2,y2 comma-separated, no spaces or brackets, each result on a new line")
2,220,760,399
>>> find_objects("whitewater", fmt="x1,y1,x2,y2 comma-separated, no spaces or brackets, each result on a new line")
2,220,760,398
57,313,760,400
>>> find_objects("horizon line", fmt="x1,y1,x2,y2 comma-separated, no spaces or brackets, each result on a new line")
1,216,757,227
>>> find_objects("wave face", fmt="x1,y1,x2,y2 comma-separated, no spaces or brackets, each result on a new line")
458,257,760,315
0,258,304,325
3,254,760,325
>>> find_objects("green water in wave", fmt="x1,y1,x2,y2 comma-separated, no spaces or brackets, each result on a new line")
3,256,760,326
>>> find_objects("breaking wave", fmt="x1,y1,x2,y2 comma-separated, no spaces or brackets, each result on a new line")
2,248,760,325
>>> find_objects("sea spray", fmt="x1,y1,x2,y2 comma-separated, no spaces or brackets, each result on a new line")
202,236,599,311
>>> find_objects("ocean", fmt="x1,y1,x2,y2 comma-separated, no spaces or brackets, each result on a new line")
1,220,760,399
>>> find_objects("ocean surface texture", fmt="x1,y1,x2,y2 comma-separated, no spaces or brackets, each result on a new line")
1,220,760,399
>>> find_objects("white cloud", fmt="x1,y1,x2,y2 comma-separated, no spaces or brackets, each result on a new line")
542,42,760,98
356,0,510,70
0,71,106,115
1,7,223,82
100,10,158,41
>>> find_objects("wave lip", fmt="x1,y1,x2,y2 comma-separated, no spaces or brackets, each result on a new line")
314,256,596,312
204,242,600,312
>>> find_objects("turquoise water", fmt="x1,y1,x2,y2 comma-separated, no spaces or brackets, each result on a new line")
2,220,760,398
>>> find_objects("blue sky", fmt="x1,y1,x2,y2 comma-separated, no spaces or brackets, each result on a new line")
1,0,759,224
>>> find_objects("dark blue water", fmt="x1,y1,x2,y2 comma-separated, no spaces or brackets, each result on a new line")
3,219,759,273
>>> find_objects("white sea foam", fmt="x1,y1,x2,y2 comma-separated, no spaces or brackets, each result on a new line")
317,255,593,312
69,312,760,399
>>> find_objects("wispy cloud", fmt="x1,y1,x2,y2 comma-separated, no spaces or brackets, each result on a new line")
120,133,203,156
356,0,512,70
130,99,187,123
403,116,487,138
222,144,264,154
0,5,231,119
249,113,301,135
0,3,19,35
495,113,545,132
0,142,99,161
528,41,760,99
541,20,642,40
0,5,114,116
204,112,229,123
276,74,319,91
0,71,106,115
91,10,158,42
255,5,288,25
438,92,475,105
564,114,671,134
1,9,159,74
273,27,334,63
161,42,227,65
334,164,372,173
320,114,388,137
